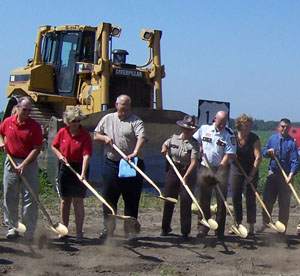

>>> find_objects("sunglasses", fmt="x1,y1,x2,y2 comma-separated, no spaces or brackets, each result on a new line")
71,119,81,123
20,108,32,112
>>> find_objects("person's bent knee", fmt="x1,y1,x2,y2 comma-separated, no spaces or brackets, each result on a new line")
61,197,72,204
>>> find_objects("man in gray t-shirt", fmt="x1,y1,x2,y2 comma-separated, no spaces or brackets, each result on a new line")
94,94,147,240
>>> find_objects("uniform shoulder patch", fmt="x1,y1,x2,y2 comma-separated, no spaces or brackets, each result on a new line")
230,136,236,146
170,133,179,139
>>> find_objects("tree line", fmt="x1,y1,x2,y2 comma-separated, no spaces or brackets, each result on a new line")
229,118,300,131
1,110,299,131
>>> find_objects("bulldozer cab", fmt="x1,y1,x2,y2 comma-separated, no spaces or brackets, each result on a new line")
5,23,165,120
41,30,95,97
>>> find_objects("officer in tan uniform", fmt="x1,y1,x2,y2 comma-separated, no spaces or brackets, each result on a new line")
160,115,200,240
193,110,236,240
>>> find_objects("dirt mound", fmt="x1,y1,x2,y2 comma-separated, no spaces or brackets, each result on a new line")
1,204,300,275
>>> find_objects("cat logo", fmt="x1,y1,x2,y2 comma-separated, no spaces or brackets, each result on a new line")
114,69,142,78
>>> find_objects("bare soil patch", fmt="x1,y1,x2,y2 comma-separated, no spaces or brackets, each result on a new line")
1,199,300,276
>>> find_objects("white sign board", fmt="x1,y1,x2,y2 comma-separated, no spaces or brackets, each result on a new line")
198,100,230,125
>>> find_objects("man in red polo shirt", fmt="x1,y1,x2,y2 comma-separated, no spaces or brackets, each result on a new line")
0,96,43,241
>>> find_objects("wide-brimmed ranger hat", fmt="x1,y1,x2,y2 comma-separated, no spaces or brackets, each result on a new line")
176,115,198,130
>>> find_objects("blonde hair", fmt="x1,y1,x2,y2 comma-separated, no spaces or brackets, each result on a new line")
63,107,85,125
11,105,18,116
235,114,253,131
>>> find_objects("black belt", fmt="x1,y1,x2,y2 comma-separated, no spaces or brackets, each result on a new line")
201,164,218,171
106,157,120,164
10,156,26,159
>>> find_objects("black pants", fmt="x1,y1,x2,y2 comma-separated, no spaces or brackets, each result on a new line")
102,157,144,233
198,165,229,236
161,167,197,235
231,165,257,224
262,170,291,228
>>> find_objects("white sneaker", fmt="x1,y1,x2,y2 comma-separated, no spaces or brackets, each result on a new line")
296,224,300,235
6,228,19,240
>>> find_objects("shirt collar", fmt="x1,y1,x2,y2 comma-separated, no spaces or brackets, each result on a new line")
66,125,83,137
12,114,29,126
178,133,189,142
116,111,132,121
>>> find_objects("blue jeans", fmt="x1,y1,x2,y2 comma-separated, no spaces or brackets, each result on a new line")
102,157,144,233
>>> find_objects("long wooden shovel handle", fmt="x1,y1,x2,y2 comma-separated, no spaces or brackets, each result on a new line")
233,156,273,222
274,155,300,205
7,154,55,226
288,183,300,205
165,154,204,217
65,163,116,215
215,183,234,218
202,154,235,220
112,144,163,197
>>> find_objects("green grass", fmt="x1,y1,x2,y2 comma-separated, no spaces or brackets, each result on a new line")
0,151,162,211
0,152,57,200
253,130,276,191
0,130,300,203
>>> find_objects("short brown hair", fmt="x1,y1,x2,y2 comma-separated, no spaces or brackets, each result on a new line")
280,118,291,125
235,114,253,131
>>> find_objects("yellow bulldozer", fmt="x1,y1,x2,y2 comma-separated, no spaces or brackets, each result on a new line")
3,22,186,186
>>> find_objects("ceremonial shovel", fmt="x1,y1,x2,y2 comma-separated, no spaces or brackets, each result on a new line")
234,156,285,233
112,144,177,203
202,154,248,238
65,162,136,221
0,201,26,233
7,154,68,236
165,154,218,230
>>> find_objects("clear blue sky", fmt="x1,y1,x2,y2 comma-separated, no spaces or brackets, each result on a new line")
1,0,300,121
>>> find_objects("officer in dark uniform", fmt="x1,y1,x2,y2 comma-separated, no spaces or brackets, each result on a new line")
193,111,236,240
160,115,200,240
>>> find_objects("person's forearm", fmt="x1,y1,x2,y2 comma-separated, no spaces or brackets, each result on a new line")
52,146,63,159
161,144,168,155
251,140,262,175
22,146,42,166
219,154,231,167
81,155,90,177
0,134,5,147
94,132,108,143
134,137,147,154
184,158,198,178
0,134,5,152
249,158,261,177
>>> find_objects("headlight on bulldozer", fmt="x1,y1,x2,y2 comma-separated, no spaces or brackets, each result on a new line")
140,29,153,41
9,74,30,83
